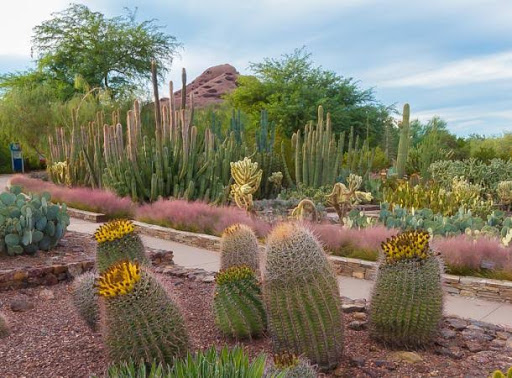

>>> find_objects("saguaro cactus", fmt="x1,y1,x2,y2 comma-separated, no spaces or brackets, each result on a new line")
263,223,343,371
369,231,444,347
396,103,410,178
97,261,189,364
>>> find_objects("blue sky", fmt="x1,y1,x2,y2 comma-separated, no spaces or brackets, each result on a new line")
1,0,512,136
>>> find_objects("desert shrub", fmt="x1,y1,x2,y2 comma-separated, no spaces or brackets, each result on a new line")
136,199,270,237
10,175,135,218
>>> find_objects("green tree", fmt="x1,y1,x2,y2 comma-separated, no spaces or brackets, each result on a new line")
226,47,391,142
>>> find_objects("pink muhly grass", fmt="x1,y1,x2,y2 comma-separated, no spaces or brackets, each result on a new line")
10,175,135,218
432,234,512,272
135,199,271,237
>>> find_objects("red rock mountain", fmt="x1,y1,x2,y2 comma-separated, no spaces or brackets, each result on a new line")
170,64,239,109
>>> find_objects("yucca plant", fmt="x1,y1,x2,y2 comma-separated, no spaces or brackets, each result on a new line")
369,230,444,348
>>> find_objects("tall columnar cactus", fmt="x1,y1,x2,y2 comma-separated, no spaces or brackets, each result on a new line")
230,157,262,212
0,312,9,338
94,220,149,273
369,230,443,348
263,223,344,371
213,266,266,339
97,261,189,364
71,271,99,331
220,224,260,272
396,103,410,178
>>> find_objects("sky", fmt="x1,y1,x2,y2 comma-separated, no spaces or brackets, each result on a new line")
1,0,512,136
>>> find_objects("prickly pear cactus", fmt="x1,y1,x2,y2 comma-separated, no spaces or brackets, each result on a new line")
94,219,149,272
263,223,343,371
0,312,8,338
71,271,99,331
220,224,260,272
369,231,444,348
97,261,189,364
266,352,317,378
213,266,266,339
0,186,69,256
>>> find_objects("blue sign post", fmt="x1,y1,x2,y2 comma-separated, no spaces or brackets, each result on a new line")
9,142,24,173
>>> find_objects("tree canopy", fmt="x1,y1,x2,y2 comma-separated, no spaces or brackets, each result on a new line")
226,47,392,142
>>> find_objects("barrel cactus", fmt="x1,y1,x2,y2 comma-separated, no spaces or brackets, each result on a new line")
492,367,512,378
0,312,8,338
0,186,69,256
97,260,189,364
213,266,266,339
263,223,343,371
94,219,149,272
369,230,444,348
266,352,317,378
71,271,99,331
220,224,259,272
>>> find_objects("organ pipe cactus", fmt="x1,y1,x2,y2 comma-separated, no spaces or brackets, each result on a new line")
396,103,410,178
263,223,344,371
97,260,189,364
71,271,99,331
220,224,260,272
94,219,149,272
369,231,444,348
230,157,262,212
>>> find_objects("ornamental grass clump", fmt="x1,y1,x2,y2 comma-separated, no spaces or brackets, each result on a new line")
263,223,343,371
213,266,266,339
94,219,149,272
369,230,444,348
97,261,189,364
71,271,99,331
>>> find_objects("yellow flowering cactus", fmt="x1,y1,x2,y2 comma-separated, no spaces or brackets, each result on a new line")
381,230,431,264
94,219,135,243
97,261,141,298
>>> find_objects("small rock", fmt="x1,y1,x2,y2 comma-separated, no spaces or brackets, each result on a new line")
390,351,423,364
374,360,396,370
436,346,465,360
10,298,34,312
39,289,54,300
353,312,367,321
466,324,484,331
462,329,494,342
447,318,468,331
342,303,366,313
465,341,484,353
349,356,366,367
202,275,215,283
506,337,512,351
440,328,457,339
348,321,367,331
490,339,506,350
496,331,510,340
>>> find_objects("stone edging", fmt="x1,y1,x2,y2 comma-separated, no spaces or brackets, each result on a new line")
66,207,107,223
134,221,512,304
0,249,173,291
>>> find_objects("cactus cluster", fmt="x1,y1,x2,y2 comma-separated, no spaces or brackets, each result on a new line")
498,181,512,210
325,174,372,225
213,266,266,339
95,219,149,272
230,157,263,212
70,271,99,331
0,312,8,338
0,186,69,255
263,223,343,371
369,231,444,348
220,224,260,272
98,260,189,364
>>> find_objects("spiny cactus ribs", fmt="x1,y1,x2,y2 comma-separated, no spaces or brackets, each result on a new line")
220,224,259,272
268,352,317,378
97,261,189,364
71,271,99,331
370,231,444,348
213,266,266,339
94,219,149,272
264,223,343,371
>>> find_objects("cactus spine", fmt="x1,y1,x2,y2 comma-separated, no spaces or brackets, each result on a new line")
263,224,343,371
97,261,189,364
396,103,410,178
220,224,260,272
369,231,444,347
71,271,99,331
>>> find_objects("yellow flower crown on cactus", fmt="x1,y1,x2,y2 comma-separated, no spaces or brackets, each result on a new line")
273,351,300,369
215,265,255,285
94,219,135,243
381,230,431,264
97,261,141,298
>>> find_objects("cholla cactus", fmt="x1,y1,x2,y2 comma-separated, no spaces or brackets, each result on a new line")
0,312,9,338
213,266,266,339
97,261,189,364
230,157,262,212
268,171,283,194
94,219,149,272
369,231,443,348
325,174,372,225
49,161,71,186
498,181,512,210
492,367,512,378
266,352,317,378
71,271,99,331
290,199,318,222
263,223,343,371
220,224,259,272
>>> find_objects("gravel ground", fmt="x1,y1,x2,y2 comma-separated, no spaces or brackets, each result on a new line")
1,271,512,378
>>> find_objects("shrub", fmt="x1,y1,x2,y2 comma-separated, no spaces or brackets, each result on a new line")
136,199,270,237
0,186,69,255
369,231,444,348
10,175,135,218
70,271,99,331
263,223,343,371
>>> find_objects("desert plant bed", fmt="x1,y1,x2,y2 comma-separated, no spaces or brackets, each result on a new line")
1,270,512,377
